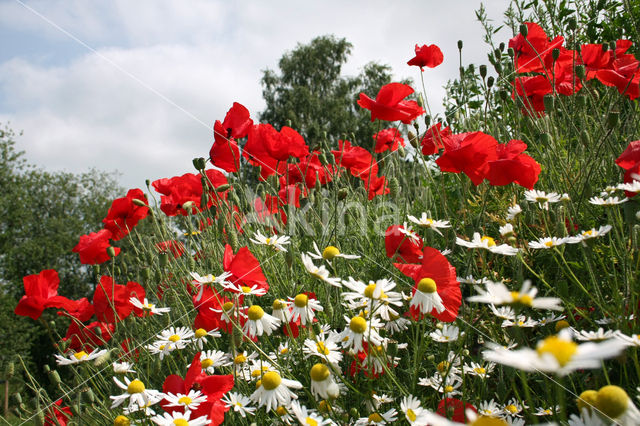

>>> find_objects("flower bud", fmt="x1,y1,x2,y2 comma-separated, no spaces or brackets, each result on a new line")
349,407,359,418
519,23,528,37
11,392,22,405
158,253,169,267
543,94,555,111
552,48,560,61
216,184,230,193
487,76,494,88
132,198,148,207
338,188,348,200
192,157,206,171
495,63,503,74
49,370,62,385
575,65,586,79
479,64,487,78
389,178,400,197
508,47,515,58
457,40,463,50
567,17,576,31
107,246,117,259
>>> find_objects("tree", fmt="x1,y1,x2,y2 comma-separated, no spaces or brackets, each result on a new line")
260,35,399,150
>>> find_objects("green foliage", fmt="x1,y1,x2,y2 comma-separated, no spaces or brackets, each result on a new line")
260,35,397,150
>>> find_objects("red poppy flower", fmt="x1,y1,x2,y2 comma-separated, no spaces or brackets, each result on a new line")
44,399,72,426
421,123,452,155
357,83,425,124
486,139,541,189
162,353,234,425
512,75,553,115
210,120,241,173
14,269,78,320
509,22,564,73
93,276,145,323
63,320,114,352
223,244,268,293
286,151,335,188
332,140,378,179
364,174,390,200
153,171,228,217
395,247,461,322
597,54,640,100
221,102,253,139
254,195,287,226
580,44,612,80
57,297,94,322
156,240,186,258
373,128,405,153
385,225,423,264
436,131,498,185
407,43,444,70
278,180,303,208
616,140,640,170
72,229,119,265
102,188,149,240
243,124,309,179
437,398,477,423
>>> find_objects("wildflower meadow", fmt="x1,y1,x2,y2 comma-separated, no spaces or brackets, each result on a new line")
7,1,640,425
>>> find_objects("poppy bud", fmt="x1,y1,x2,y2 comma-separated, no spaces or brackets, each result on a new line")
389,178,400,197
539,133,551,145
424,115,431,127
107,246,117,259
145,179,150,188
507,47,515,58
479,64,487,78
229,228,239,251
607,111,619,129
495,63,503,74
34,412,44,426
192,157,206,171
141,268,151,281
457,40,463,50
609,40,617,51
487,76,495,88
543,94,555,111
519,23,528,37
132,198,148,207
416,94,424,108
552,48,560,61
43,365,50,373
493,48,501,59
85,388,96,403
499,90,509,101
182,201,196,214
285,249,294,268
158,252,168,267
216,184,230,192
338,188,348,200
319,153,329,166
468,64,475,73
462,349,470,356
49,370,61,385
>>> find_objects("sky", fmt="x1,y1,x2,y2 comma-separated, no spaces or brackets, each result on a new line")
0,0,513,190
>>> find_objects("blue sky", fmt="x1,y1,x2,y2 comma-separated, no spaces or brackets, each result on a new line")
0,0,512,190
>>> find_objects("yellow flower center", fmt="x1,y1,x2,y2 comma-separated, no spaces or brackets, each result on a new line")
505,404,517,414
273,299,285,310
276,406,288,416
173,420,188,426
222,301,234,312
368,413,383,423
471,417,508,426
114,415,130,426
305,418,318,426
241,286,252,293
535,196,548,203
322,246,340,260
247,305,265,320
417,278,437,293
474,367,486,375
555,320,570,332
544,241,554,247
261,371,282,390
364,282,388,300
510,291,533,306
318,400,330,413
426,218,434,226
349,316,367,334
280,347,289,354
582,230,594,237
126,379,145,394
536,336,578,366
577,390,598,413
144,303,154,310
437,361,450,374
316,342,330,355
265,237,272,244
201,358,213,369
595,385,629,419
194,328,207,339
252,366,269,378
159,345,166,350
73,351,88,360
406,408,417,422
168,334,181,343
178,396,193,406
234,354,247,364
481,236,496,247
310,363,330,382
444,385,454,393
294,293,309,308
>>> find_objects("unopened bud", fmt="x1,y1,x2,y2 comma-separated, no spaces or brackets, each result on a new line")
575,65,586,79
181,201,196,213
519,23,529,37
319,153,329,166
216,184,230,193
107,246,117,259
49,370,61,385
349,407,359,418
85,389,96,403
457,40,463,50
508,47,515,58
338,188,348,200
11,392,22,405
479,65,487,78
567,17,576,31
487,76,494,88
158,253,169,267
192,157,206,171
499,90,509,101
552,48,560,61
132,198,147,207
543,94,555,111
495,62,503,74
145,179,150,188
580,129,590,146
499,42,505,51
389,178,400,197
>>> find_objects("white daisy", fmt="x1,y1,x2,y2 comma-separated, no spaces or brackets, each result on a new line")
528,236,568,249
524,189,562,210
354,408,398,425
502,315,539,328
198,349,231,374
243,305,281,338
463,361,494,379
566,225,613,244
155,327,194,349
54,348,107,366
290,400,337,426
400,395,430,426
538,313,566,326
572,328,620,342
467,280,563,311
301,253,342,287
589,196,627,206
477,399,501,417
533,406,558,416
506,204,523,221
482,328,629,376
341,277,403,321
190,271,233,302
250,231,291,251
112,361,135,374
499,223,514,237
309,363,340,400
502,399,527,417
407,213,451,236
129,297,171,315
489,305,515,320
339,315,383,353
307,241,361,262
150,410,209,426
250,371,303,412
164,390,208,411
617,180,640,194
411,278,445,315
221,392,256,418
456,233,519,256
110,377,161,411
429,324,463,343
615,333,640,347
289,293,323,326
192,327,222,350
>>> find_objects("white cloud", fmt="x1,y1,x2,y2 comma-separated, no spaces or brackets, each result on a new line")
0,0,512,190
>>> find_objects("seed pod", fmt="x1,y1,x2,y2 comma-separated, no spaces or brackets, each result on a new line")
552,48,560,61
487,76,494,88
495,62,503,74
519,23,528,37
575,65,586,79
192,157,206,171
543,94,555,111
49,370,61,385
507,47,515,58
479,64,487,78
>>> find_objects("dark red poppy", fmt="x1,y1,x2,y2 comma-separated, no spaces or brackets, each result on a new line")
210,120,241,173
92,276,145,323
395,247,461,323
193,287,236,333
385,225,423,264
437,398,477,423
486,139,541,189
373,128,405,153
44,399,72,426
357,83,425,124
14,269,78,320
63,320,114,352
407,43,444,70
243,124,309,179
162,353,234,425
421,123,452,155
364,174,390,200
436,131,498,185
72,229,119,265
509,22,564,73
102,188,149,240
223,244,268,293
221,102,253,139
